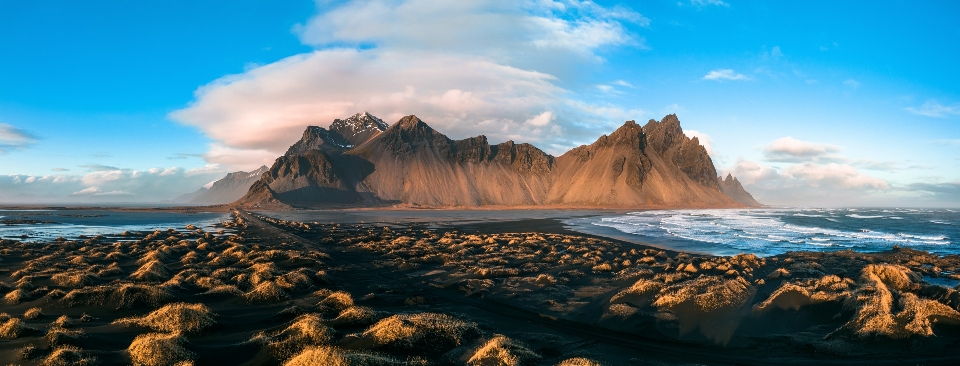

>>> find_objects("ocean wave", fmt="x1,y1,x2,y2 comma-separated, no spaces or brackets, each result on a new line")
847,214,885,219
585,208,958,256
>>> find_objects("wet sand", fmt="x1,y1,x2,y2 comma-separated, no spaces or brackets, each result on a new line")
2,210,960,365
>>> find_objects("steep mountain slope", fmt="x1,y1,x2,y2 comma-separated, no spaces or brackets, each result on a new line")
718,174,763,207
236,113,755,209
187,165,268,205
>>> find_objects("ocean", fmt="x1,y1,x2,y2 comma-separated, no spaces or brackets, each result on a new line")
0,209,230,242
564,208,960,257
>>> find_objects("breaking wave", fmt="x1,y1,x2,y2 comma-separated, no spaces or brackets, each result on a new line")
569,208,959,257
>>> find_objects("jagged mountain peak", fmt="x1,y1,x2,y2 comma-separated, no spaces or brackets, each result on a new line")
718,174,762,207
329,112,389,147
394,115,426,130
286,126,351,155
602,120,646,149
643,114,686,154
331,112,388,133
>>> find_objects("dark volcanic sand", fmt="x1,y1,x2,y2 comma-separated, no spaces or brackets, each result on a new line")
1,210,960,365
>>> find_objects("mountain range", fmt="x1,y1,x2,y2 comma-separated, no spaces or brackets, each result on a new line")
174,165,269,205
225,112,761,209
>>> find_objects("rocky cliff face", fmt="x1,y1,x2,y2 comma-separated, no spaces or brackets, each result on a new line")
236,113,757,209
718,174,762,207
184,165,269,205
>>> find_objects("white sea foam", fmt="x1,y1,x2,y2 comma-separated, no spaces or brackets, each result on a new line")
586,208,958,256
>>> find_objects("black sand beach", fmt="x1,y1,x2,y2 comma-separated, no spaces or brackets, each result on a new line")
2,209,960,365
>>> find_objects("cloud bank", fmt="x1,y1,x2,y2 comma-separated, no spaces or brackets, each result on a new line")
0,123,37,154
906,100,960,118
171,0,650,170
0,165,225,203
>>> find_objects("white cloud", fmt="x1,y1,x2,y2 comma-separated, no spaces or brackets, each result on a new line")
843,79,860,88
683,129,713,156
763,136,843,163
525,110,555,127
702,69,748,81
906,100,960,118
686,0,728,7
771,45,783,59
0,123,37,153
596,84,614,93
71,186,102,195
612,79,633,87
782,162,889,190
725,159,890,206
172,0,649,169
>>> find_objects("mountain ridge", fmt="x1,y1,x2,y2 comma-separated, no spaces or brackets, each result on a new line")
177,165,269,205
235,113,760,209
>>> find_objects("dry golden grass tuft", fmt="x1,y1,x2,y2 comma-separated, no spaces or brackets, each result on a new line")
52,271,99,288
115,303,215,334
269,314,335,358
24,306,43,320
467,334,541,366
282,346,348,366
361,312,481,352
128,332,194,366
556,357,603,366
282,346,408,366
331,306,378,326
61,285,113,307
39,346,97,366
5,288,25,304
0,317,35,339
52,314,72,328
754,275,854,313
276,270,314,291
46,325,85,347
319,290,355,312
131,260,172,282
200,284,243,298
839,264,960,339
653,276,753,312
114,283,176,309
244,281,290,303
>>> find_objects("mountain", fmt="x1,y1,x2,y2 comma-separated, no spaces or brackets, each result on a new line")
236,113,758,209
329,112,389,146
172,187,207,203
718,173,763,207
182,165,269,205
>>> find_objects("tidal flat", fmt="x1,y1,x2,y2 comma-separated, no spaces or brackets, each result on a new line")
1,210,959,365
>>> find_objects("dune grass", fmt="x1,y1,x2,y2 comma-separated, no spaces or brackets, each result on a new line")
127,332,194,366
115,303,215,334
467,334,541,366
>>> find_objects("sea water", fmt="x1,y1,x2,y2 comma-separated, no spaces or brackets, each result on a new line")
0,209,230,242
564,208,959,257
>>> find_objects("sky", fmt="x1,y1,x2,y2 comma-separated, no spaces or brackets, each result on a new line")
1,0,958,207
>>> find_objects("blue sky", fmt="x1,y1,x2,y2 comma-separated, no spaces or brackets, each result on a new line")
1,0,958,206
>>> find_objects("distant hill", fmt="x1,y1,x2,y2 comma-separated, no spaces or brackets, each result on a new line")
235,113,760,209
175,165,268,205
718,173,763,207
